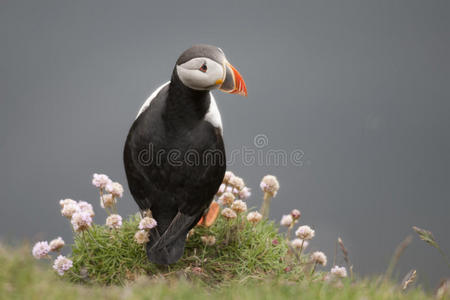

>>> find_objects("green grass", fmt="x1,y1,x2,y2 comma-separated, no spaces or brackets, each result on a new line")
0,243,432,300
68,214,290,285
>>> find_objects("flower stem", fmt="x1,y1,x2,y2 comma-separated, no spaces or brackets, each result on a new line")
260,192,272,219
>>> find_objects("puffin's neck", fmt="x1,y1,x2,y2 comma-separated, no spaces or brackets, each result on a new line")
163,70,211,128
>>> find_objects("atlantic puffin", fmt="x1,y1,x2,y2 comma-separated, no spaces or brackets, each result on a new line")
123,44,247,265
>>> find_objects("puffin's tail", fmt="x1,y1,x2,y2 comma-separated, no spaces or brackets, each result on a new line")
146,212,199,265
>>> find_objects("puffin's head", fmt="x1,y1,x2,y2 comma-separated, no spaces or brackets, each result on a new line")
175,44,247,96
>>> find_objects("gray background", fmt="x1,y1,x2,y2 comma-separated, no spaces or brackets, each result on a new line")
1,0,449,287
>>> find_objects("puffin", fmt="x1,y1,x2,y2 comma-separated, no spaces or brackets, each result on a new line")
123,44,247,265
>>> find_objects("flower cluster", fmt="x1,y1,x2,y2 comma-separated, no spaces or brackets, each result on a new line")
60,199,94,232
92,173,123,213
32,237,72,276
134,216,157,244
217,171,251,201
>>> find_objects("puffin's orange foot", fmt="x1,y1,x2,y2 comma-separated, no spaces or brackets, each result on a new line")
197,201,220,227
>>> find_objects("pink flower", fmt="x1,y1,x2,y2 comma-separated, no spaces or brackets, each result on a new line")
32,241,50,259
49,237,65,252
105,182,124,198
71,211,93,232
53,255,73,276
92,173,111,188
139,217,157,230
77,201,94,217
280,214,294,227
106,214,122,229
260,175,280,197
239,187,251,200
291,209,301,220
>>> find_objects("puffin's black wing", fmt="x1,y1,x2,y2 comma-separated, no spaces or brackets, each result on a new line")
123,86,226,264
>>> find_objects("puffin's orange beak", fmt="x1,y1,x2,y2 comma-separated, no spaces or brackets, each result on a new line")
219,62,248,97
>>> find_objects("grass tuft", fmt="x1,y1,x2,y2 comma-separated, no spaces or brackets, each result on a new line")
67,214,290,286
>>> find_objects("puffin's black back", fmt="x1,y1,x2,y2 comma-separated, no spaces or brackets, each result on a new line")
123,70,226,265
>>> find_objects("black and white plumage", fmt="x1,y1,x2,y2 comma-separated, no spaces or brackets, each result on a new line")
123,44,247,265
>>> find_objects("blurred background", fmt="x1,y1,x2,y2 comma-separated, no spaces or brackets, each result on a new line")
1,0,449,287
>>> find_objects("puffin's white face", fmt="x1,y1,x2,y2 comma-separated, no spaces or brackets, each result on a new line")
176,57,225,91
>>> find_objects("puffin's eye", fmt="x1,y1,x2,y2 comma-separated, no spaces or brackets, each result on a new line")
199,63,207,73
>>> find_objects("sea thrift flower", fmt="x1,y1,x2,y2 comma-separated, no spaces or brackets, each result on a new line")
61,202,80,218
53,255,73,276
134,230,149,244
272,239,279,245
331,265,347,278
216,183,226,196
49,237,65,252
247,211,262,224
201,235,216,246
238,187,251,200
296,225,315,240
228,176,245,191
100,193,116,209
222,171,235,184
231,200,247,213
280,214,294,227
221,207,237,219
105,182,124,198
106,214,122,229
139,217,157,230
32,241,50,259
92,173,111,188
71,211,93,232
59,198,77,208
77,201,95,217
260,175,280,197
311,251,327,266
290,238,308,250
219,192,235,206
291,209,301,220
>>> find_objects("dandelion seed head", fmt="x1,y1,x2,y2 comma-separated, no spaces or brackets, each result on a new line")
231,200,247,213
71,211,93,232
260,175,280,197
53,255,73,276
201,235,216,246
246,211,262,224
219,192,235,206
295,225,315,240
105,182,124,198
311,251,327,266
92,173,111,189
106,214,122,229
331,265,347,278
280,214,293,227
139,217,157,230
221,207,237,219
134,230,149,244
32,241,50,259
49,237,65,252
